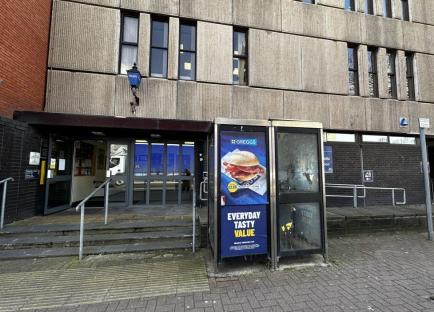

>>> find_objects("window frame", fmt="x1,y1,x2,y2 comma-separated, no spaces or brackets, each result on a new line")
383,0,392,18
344,0,356,11
233,28,248,86
365,0,374,15
347,44,359,96
367,47,379,97
178,20,197,81
150,16,169,78
405,52,416,101
386,49,397,99
119,13,139,75
401,0,410,21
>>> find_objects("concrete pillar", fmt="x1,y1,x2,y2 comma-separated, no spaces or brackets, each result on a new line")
137,13,150,77
377,48,390,99
375,0,384,16
168,17,179,80
393,0,402,20
356,0,365,13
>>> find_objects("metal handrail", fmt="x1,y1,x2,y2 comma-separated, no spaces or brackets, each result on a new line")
75,177,111,260
326,183,406,208
0,177,14,231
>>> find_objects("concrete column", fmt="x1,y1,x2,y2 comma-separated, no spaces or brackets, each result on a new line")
375,0,384,16
168,17,179,80
137,13,150,77
393,0,402,20
358,45,369,97
396,50,407,100
377,48,390,99
356,0,365,13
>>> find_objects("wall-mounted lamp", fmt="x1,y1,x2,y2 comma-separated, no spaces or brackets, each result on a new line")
126,63,142,114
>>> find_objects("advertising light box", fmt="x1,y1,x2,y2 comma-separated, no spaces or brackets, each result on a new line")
219,129,269,258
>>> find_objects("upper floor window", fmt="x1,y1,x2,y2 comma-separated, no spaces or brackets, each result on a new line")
120,15,139,74
365,0,374,15
150,18,169,78
345,0,356,11
233,29,248,85
383,0,392,17
386,50,397,98
347,44,359,96
179,22,196,81
367,47,378,97
405,52,415,100
401,0,409,21
303,0,315,4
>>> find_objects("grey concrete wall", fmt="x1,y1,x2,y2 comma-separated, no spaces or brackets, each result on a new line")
49,0,120,73
197,22,232,84
410,0,434,26
45,70,434,135
233,0,282,31
180,0,232,24
120,0,179,15
137,13,150,77
414,54,434,103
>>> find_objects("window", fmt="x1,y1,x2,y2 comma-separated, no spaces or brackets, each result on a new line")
401,0,409,21
367,47,378,97
325,133,356,143
345,0,355,11
120,15,139,74
386,50,397,98
383,0,392,17
303,0,315,3
150,18,169,78
233,29,248,85
179,22,196,81
405,52,415,100
347,44,359,96
362,135,388,143
365,0,374,14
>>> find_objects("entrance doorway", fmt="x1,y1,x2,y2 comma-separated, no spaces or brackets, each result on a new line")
132,140,194,207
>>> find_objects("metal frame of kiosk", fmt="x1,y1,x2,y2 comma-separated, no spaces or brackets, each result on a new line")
209,118,327,271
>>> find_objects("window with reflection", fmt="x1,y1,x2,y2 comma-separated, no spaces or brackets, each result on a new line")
167,144,180,176
182,144,194,176
150,18,169,78
151,143,164,175
347,44,359,96
344,0,355,11
387,50,397,98
179,22,196,80
401,0,409,21
233,29,248,85
120,15,139,74
368,47,378,97
365,0,374,14
383,0,392,17
134,141,148,176
405,52,415,100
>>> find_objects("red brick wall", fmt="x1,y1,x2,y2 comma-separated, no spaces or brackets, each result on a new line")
0,0,52,118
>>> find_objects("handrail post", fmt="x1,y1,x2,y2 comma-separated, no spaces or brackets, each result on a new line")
392,189,395,207
1,180,8,231
79,204,85,261
353,185,357,208
104,182,109,225
192,177,196,253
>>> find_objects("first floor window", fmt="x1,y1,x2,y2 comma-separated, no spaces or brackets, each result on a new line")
405,52,415,100
401,0,409,21
233,29,248,85
383,0,392,17
386,50,397,98
150,18,169,78
367,47,378,97
347,44,359,96
345,0,355,11
179,22,196,80
120,14,139,74
365,0,374,14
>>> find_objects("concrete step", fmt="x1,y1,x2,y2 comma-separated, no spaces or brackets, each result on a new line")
0,219,194,237
0,228,196,250
0,240,194,260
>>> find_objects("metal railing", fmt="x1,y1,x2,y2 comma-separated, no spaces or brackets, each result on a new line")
326,183,406,208
0,177,14,231
75,177,111,260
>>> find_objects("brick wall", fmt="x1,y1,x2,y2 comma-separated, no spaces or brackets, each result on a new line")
0,0,52,118
0,117,46,223
325,141,425,207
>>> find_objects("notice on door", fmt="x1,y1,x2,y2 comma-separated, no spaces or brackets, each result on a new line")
220,131,268,206
220,205,268,258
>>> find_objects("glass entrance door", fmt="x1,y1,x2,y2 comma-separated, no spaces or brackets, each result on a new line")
44,136,74,214
275,128,325,256
108,142,130,207
133,140,194,207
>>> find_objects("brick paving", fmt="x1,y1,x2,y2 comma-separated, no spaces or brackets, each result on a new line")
3,231,434,311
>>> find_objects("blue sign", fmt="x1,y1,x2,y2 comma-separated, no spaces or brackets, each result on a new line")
400,117,409,127
220,131,268,206
324,145,333,174
220,205,268,258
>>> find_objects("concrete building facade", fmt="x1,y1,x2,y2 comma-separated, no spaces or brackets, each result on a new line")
3,0,434,223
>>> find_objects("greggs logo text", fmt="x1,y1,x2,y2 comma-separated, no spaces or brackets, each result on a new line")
230,138,257,146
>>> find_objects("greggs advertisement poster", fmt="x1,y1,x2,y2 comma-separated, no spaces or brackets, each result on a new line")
220,131,268,206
